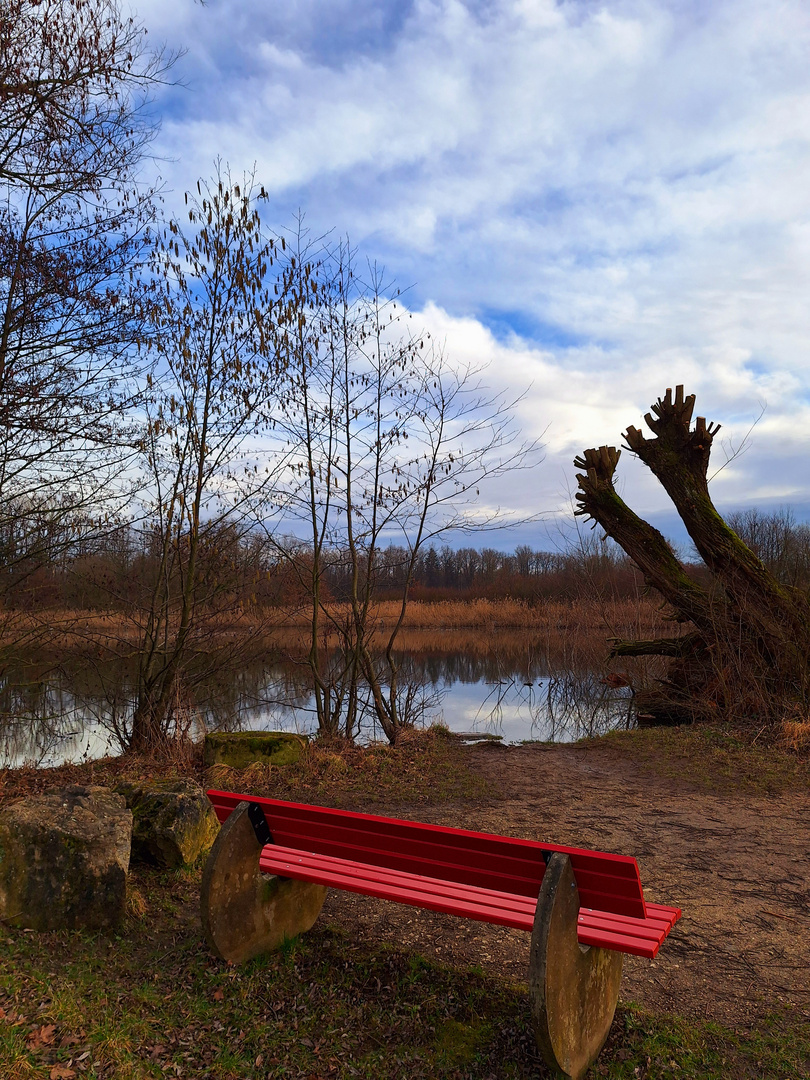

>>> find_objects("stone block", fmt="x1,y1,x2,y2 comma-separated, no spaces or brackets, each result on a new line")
203,731,307,770
200,800,327,964
529,852,623,1080
0,785,131,931
114,777,218,869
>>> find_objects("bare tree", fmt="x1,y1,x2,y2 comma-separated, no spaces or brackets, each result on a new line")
264,234,541,743
0,0,171,626
125,166,284,752
725,507,810,590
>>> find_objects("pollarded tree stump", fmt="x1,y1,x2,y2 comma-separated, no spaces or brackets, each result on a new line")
529,853,623,1079
200,800,327,964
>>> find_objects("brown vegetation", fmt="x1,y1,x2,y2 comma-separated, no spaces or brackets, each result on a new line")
3,597,670,657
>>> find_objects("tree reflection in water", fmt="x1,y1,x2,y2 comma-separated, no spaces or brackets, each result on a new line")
0,647,649,766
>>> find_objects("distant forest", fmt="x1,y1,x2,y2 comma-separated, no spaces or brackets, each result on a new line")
5,506,809,610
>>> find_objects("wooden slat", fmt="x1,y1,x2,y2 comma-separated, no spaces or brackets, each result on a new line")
577,923,663,959
258,846,679,956
207,790,648,919
577,906,682,959
578,912,666,943
579,906,679,932
645,902,682,927
211,792,644,876
260,847,537,931
261,846,539,918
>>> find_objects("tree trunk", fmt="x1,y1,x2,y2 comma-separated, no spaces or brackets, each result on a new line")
575,386,810,725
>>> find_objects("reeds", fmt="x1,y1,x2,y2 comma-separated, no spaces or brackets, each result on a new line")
0,597,670,655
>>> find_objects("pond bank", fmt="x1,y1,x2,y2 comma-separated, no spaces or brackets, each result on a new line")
1,726,808,1078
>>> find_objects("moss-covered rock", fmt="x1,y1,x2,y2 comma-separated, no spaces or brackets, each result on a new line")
0,785,131,931
203,731,307,770
114,778,218,870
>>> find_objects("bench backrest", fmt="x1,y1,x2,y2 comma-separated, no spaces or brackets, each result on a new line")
207,790,647,919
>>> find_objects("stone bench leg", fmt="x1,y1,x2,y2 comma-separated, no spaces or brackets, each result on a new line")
529,852,623,1080
200,801,327,964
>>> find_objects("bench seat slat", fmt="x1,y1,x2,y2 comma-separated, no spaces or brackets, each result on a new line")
578,912,668,942
577,923,664,959
261,845,539,916
577,905,681,959
644,902,683,927
260,846,539,931
208,790,648,919
258,845,676,957
579,905,681,932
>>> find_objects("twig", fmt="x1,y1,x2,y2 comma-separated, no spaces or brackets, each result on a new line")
761,909,807,925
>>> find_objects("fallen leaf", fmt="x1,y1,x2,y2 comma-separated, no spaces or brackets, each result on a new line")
27,1023,57,1050
212,989,224,1001
50,1066,76,1080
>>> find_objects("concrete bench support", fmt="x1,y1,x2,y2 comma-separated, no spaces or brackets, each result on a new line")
529,852,623,1080
200,800,327,964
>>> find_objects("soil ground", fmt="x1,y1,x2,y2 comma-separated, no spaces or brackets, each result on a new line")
324,738,810,1029
2,726,808,1077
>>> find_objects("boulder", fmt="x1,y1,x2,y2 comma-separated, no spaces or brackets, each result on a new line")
203,731,307,770
0,785,131,931
114,777,218,870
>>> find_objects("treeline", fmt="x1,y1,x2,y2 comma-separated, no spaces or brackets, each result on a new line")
6,507,810,611
0,521,635,609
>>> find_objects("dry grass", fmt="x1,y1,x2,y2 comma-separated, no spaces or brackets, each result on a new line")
268,596,668,632
0,727,491,812
780,718,810,752
0,748,207,809
201,726,493,809
596,723,810,793
1,597,672,657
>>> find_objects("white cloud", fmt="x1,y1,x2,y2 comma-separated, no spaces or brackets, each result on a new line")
130,0,810,538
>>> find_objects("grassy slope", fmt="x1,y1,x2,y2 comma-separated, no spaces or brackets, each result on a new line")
1,727,808,1080
593,723,810,796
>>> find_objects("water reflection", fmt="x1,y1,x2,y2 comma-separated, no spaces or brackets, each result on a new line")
0,649,634,767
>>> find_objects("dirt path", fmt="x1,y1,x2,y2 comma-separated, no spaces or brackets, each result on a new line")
323,741,810,1028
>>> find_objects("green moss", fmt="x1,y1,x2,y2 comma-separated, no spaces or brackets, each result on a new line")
203,730,307,769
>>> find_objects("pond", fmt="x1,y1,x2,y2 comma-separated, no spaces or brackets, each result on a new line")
0,649,634,768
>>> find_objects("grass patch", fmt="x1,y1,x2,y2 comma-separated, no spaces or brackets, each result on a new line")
0,726,493,813
589,724,810,795
594,1004,810,1079
1,864,807,1079
202,725,493,809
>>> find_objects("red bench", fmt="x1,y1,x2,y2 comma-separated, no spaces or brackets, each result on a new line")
201,790,681,1080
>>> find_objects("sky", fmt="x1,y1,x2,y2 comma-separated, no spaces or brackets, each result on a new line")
129,0,810,551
